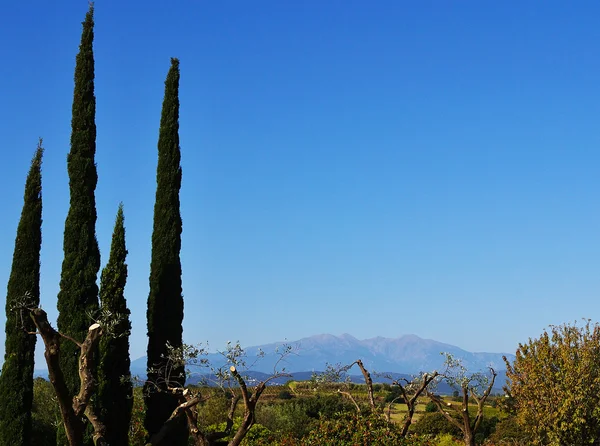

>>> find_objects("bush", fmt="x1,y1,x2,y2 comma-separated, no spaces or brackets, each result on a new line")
256,401,315,439
277,389,294,400
384,385,405,403
196,389,235,430
31,378,59,446
300,393,355,420
411,412,461,437
301,412,407,445
487,416,532,445
474,415,499,443
255,393,356,440
435,433,460,446
425,401,438,412
129,386,147,446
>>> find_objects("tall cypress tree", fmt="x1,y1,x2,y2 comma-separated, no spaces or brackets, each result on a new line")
57,1,100,403
144,58,187,444
0,142,43,446
97,204,132,446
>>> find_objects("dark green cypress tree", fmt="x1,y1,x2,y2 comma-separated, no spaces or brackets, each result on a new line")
56,7,100,444
97,204,132,446
0,142,43,446
144,58,187,444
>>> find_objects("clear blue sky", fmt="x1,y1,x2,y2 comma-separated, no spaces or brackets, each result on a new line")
2,1,600,367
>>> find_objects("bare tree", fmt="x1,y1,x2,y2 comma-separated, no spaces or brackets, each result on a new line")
311,360,375,413
17,304,107,446
383,371,439,436
312,359,439,437
145,341,293,446
425,353,497,446
13,295,292,446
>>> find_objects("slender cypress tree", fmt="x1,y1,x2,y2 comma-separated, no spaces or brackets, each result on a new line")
56,0,99,408
144,58,187,444
0,142,43,446
97,204,132,446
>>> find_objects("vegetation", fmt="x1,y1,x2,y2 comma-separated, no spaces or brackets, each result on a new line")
505,320,600,445
0,143,43,446
31,378,60,446
97,204,132,445
425,354,496,446
143,57,186,444
411,412,462,437
298,411,406,445
2,5,600,446
56,2,100,402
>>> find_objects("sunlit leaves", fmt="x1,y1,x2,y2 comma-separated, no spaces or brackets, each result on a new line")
505,320,600,445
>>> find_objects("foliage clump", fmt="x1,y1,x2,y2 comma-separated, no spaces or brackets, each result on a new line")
505,320,600,445
57,3,100,400
144,57,186,445
0,144,43,446
97,204,132,446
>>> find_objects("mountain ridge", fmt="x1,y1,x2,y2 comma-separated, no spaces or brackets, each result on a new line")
127,332,514,378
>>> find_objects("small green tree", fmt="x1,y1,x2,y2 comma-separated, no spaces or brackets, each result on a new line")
97,204,132,446
144,57,186,445
504,320,600,445
0,142,43,446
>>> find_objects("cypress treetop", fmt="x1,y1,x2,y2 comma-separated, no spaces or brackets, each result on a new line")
0,142,43,446
97,203,133,446
144,57,187,445
57,2,100,400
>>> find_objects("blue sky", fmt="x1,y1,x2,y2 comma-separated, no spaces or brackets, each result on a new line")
2,1,600,367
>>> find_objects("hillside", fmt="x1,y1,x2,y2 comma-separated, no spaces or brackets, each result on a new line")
129,333,513,384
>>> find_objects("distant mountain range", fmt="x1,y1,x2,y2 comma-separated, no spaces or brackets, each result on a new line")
127,333,513,390
32,333,513,392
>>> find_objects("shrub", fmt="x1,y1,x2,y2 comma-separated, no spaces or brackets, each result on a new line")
129,386,147,446
487,416,532,445
425,401,438,412
384,385,405,403
278,389,294,400
411,412,461,437
30,378,59,446
256,401,315,439
435,433,460,446
301,412,407,445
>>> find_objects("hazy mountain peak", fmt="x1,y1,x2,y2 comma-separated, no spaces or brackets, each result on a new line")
124,332,515,379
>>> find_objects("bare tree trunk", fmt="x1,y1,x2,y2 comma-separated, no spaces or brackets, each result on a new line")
29,308,107,445
228,366,290,446
426,367,497,446
353,360,375,410
463,428,476,446
146,359,289,446
399,372,439,437
147,393,208,446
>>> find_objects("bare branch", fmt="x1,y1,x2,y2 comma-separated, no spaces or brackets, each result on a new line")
73,323,102,417
398,371,439,436
352,360,375,410
146,394,204,445
338,389,361,413
426,391,465,432
28,308,107,446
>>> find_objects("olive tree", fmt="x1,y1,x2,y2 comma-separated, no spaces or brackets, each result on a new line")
425,353,496,446
312,359,439,437
145,341,292,446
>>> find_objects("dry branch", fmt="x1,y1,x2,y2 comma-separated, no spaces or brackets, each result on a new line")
29,308,107,445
